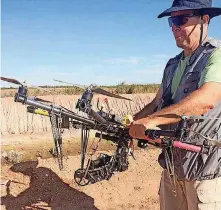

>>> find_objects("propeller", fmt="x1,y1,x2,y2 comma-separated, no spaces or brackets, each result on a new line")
53,79,86,90
54,79,132,101
1,77,23,85
1,76,51,94
1,76,53,103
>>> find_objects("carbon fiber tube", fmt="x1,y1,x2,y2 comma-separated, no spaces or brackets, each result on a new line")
89,109,107,124
15,94,95,126
145,129,180,138
95,132,118,143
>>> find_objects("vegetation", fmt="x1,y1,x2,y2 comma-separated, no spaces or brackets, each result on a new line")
1,84,160,97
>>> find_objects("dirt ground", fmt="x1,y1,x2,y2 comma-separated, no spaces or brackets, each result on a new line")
1,132,162,210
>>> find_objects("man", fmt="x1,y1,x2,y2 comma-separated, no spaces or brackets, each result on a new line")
129,0,221,209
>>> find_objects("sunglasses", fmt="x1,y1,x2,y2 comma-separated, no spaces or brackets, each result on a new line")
168,13,199,27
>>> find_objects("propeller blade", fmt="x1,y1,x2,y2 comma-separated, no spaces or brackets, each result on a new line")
92,87,132,101
54,79,132,100
53,79,86,90
1,76,49,93
0,77,22,85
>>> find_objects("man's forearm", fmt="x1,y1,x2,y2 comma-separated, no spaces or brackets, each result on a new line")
148,84,220,126
134,100,158,120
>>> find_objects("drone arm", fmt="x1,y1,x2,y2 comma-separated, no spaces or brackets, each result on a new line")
88,109,107,124
14,94,95,126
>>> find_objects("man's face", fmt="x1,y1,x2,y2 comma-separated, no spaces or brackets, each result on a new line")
170,10,202,49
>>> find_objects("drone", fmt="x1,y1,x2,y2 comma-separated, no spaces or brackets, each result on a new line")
1,76,221,186
1,76,136,186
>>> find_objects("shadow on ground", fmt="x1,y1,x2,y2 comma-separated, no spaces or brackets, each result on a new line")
1,161,98,210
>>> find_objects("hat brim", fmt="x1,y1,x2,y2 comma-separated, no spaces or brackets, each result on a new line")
158,7,221,19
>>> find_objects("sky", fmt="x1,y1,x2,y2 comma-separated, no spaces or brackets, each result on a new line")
2,0,221,87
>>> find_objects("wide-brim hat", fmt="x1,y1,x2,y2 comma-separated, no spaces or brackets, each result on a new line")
158,0,221,18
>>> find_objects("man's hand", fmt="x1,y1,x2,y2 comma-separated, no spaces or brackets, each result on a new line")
129,117,159,139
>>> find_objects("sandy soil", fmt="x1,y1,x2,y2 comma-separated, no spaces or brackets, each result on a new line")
1,133,162,210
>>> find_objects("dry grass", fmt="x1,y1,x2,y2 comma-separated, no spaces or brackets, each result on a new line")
1,93,155,135
1,84,160,97
1,150,24,164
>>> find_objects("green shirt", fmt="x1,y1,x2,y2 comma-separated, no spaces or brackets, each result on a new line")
171,47,221,99
171,54,190,99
